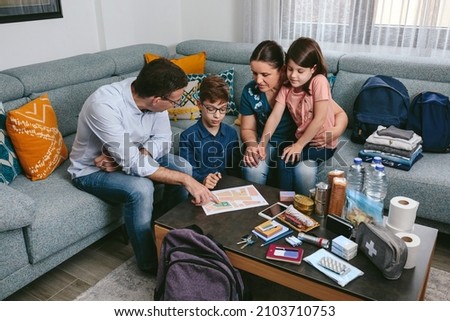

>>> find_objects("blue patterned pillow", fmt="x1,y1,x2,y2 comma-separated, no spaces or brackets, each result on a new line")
327,74,336,89
187,68,237,116
1,102,22,184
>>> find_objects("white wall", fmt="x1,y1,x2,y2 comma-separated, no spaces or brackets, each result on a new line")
0,0,99,70
98,0,182,50
180,0,244,43
0,0,243,70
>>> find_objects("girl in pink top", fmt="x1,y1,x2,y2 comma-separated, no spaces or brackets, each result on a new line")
259,37,341,165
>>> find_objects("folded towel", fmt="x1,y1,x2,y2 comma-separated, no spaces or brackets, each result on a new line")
366,125,422,151
377,125,415,140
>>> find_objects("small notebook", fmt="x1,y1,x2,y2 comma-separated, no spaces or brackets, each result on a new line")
252,221,290,242
255,221,283,237
266,244,304,265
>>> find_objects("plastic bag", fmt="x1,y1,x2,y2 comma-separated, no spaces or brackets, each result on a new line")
345,189,383,226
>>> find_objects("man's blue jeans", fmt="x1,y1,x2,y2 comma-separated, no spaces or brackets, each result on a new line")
72,153,191,272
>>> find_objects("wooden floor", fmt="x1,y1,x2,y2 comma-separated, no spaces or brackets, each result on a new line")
4,228,450,301
5,228,134,301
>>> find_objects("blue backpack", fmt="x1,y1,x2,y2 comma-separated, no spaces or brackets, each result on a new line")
407,91,450,153
351,75,410,144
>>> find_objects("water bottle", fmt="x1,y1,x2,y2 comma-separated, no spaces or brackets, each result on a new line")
346,157,365,192
365,164,388,202
364,156,382,192
370,156,382,169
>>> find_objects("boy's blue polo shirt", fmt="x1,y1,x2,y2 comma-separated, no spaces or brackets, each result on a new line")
179,119,240,183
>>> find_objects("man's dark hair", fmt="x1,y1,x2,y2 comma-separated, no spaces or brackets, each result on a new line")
133,58,188,98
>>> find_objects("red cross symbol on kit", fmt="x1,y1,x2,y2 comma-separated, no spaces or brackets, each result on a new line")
365,240,377,257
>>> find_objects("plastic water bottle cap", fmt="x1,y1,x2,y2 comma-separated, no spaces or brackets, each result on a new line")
375,164,385,171
373,156,382,163
354,157,362,165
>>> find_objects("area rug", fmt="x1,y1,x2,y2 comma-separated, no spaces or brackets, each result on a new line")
75,257,449,301
75,257,155,301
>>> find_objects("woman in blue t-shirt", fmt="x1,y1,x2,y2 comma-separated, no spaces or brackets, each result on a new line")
240,40,348,194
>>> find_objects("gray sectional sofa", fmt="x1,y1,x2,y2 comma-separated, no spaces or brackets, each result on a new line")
1,39,449,300
0,43,170,300
173,40,450,233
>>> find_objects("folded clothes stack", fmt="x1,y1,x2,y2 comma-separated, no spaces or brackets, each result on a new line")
358,125,423,171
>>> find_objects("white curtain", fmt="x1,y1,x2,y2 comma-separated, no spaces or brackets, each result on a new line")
243,0,281,43
244,0,450,57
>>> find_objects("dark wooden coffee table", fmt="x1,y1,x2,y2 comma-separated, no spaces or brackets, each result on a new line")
154,175,438,301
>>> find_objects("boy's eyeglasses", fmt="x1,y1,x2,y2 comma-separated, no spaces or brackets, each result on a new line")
203,104,228,114
162,97,183,108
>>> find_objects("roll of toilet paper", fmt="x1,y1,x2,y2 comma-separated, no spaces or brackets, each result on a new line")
396,232,421,269
387,196,419,232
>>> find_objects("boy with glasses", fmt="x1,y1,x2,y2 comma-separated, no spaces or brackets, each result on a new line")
179,75,241,189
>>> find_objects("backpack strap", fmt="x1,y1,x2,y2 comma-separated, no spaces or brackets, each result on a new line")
184,224,205,235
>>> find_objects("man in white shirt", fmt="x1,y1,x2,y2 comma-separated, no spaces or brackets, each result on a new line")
68,58,217,274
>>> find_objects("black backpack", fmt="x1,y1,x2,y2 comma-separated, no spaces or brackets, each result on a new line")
407,91,450,153
351,75,410,144
154,226,245,301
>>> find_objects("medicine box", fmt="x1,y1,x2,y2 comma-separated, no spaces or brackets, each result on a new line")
331,235,358,260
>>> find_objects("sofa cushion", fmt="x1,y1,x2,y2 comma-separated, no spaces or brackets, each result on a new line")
1,98,30,113
0,73,24,103
144,51,206,74
0,184,35,232
100,43,170,76
6,94,68,181
30,76,121,137
10,157,122,264
0,229,30,280
2,54,116,96
1,102,22,184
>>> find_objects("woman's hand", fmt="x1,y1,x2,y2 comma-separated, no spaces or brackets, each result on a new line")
243,146,261,167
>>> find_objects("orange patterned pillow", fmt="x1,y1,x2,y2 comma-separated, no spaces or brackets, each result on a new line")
6,94,68,181
144,51,206,74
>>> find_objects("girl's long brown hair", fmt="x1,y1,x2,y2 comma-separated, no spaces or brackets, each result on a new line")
286,37,328,93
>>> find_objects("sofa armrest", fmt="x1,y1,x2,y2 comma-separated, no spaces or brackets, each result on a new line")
0,184,36,232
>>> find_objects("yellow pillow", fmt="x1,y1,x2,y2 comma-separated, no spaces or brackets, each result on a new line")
234,114,242,126
144,51,206,74
6,94,68,181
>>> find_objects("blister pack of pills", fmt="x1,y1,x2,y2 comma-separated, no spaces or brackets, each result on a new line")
303,248,364,287
318,256,351,275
